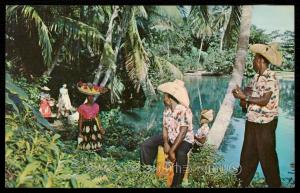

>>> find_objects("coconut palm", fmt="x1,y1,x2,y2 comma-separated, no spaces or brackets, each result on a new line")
211,6,232,51
207,5,253,149
6,5,106,76
146,6,184,60
144,6,185,80
189,5,242,56
189,5,212,63
6,5,53,68
92,5,119,85
124,6,156,100
222,6,242,49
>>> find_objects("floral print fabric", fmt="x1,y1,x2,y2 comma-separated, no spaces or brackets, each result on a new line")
246,69,280,123
163,104,194,144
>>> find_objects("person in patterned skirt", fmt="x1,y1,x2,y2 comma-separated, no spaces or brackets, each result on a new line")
77,82,107,152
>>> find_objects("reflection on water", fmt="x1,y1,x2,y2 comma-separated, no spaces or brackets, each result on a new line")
185,76,231,129
118,75,294,184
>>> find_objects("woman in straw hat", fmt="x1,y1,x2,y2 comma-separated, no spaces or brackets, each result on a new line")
232,43,282,187
193,109,214,152
77,82,107,152
140,79,194,188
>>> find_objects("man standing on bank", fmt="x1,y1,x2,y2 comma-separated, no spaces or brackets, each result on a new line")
232,43,282,187
140,79,194,188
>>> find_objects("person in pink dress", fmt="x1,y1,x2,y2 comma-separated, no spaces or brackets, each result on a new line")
77,82,108,151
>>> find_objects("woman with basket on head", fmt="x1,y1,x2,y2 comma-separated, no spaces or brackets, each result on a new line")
77,81,108,152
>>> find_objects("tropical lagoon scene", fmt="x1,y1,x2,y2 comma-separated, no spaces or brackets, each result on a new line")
5,5,294,188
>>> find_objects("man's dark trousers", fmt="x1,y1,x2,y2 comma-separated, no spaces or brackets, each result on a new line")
237,118,281,187
140,134,192,188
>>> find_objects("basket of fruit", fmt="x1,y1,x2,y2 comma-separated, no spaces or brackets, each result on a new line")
77,81,108,95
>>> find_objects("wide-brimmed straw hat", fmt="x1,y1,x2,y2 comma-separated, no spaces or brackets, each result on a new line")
200,109,214,123
41,86,50,91
157,79,190,107
77,81,108,96
249,42,282,66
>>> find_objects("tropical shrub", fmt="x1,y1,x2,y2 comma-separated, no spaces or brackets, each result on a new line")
188,145,239,188
203,47,235,74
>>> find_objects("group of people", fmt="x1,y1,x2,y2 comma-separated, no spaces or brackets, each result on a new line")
39,82,108,151
39,84,74,123
140,43,283,188
40,42,283,188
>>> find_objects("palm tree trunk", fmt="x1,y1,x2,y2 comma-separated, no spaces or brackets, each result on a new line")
220,8,231,51
87,44,95,57
167,40,169,60
197,37,204,64
100,68,112,87
99,23,123,88
43,54,59,76
93,6,119,85
220,30,224,51
207,5,252,149
93,9,129,102
43,41,65,76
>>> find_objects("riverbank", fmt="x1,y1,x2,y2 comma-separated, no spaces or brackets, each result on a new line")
184,70,223,76
185,70,294,79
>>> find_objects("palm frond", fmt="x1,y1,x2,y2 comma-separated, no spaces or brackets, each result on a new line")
7,5,53,67
50,16,105,54
223,6,242,48
6,5,21,21
124,9,149,93
85,6,106,27
100,42,115,69
109,76,125,103
211,6,231,31
189,5,209,25
102,5,112,18
188,5,213,39
135,6,148,19
200,6,210,25
147,6,182,30
177,5,190,19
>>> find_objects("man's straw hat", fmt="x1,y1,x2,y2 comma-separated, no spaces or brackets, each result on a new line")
157,79,190,107
249,42,282,66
